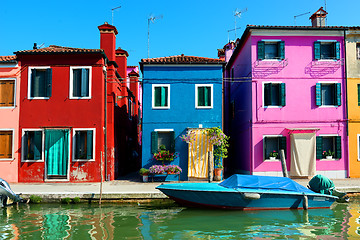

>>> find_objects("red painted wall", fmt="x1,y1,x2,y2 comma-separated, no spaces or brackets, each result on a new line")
18,54,106,182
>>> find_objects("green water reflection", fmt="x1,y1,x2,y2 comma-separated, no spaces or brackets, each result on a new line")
0,200,359,239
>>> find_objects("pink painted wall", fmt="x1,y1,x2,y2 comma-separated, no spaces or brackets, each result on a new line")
0,60,20,182
250,33,347,175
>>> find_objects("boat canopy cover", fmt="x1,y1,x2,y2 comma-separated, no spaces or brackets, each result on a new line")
219,175,314,194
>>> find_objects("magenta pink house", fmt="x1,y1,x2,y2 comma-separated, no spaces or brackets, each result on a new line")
224,23,348,179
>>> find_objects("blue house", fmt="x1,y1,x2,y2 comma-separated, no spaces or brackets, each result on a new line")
140,54,225,180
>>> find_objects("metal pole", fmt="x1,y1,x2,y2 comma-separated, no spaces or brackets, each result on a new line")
147,19,150,59
99,153,103,205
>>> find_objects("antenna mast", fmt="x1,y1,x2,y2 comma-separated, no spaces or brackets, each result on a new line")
294,11,310,26
234,8,247,39
111,6,121,25
148,15,163,59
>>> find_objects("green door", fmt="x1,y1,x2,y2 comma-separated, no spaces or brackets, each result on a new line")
45,129,69,178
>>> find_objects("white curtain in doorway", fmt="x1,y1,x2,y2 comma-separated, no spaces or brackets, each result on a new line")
290,133,316,177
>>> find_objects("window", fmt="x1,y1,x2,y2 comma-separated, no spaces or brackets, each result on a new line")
73,129,94,161
257,40,285,60
315,83,341,106
128,98,133,120
152,84,170,109
0,130,13,160
316,136,341,159
70,67,91,98
263,136,286,160
357,43,360,60
22,130,43,161
28,67,52,98
314,41,340,60
0,78,15,107
264,83,286,107
358,84,360,106
151,130,175,154
196,84,213,108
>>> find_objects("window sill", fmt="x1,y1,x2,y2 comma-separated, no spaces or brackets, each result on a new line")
264,159,280,162
260,59,283,61
317,105,339,108
21,159,44,162
28,97,50,100
263,106,283,108
69,96,92,100
196,106,213,109
0,158,15,161
152,107,170,110
72,159,95,162
0,106,16,109
319,158,339,161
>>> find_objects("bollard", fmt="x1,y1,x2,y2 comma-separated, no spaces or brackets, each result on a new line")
303,194,308,210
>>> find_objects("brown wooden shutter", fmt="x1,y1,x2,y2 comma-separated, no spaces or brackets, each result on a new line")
0,131,12,159
0,80,15,107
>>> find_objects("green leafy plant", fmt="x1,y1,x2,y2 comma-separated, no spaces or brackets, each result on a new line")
153,145,178,164
72,197,81,204
203,127,229,169
269,151,279,158
61,197,72,204
139,168,150,176
29,195,42,204
323,150,334,158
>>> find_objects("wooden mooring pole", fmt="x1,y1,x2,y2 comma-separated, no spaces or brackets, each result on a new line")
280,149,289,178
208,151,214,182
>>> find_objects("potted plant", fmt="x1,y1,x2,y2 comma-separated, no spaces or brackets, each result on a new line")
139,168,150,182
149,165,165,174
164,165,182,174
153,145,178,165
269,151,279,160
323,150,334,160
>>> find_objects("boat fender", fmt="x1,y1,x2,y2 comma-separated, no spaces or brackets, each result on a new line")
303,194,308,210
242,193,261,200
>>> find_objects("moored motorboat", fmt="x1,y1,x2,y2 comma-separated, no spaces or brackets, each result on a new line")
0,178,22,207
156,174,338,210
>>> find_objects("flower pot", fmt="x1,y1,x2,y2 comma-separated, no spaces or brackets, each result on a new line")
326,156,333,160
142,175,149,182
269,157,276,160
214,168,222,181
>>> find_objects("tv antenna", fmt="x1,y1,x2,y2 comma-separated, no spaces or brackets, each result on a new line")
111,6,121,25
234,8,247,39
147,14,163,59
227,27,241,42
294,11,310,25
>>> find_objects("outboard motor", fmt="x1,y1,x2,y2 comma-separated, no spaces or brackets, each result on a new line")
308,175,349,203
0,178,22,207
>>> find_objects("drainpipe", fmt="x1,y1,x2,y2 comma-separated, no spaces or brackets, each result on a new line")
343,29,349,177
103,65,108,181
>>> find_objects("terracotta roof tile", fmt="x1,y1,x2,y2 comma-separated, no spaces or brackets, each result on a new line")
15,45,104,55
247,24,348,30
0,55,17,62
141,54,225,64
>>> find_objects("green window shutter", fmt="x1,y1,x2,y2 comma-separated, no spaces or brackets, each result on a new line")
358,84,360,106
33,131,42,160
154,87,161,107
336,83,341,106
279,136,287,157
23,132,29,160
314,41,321,60
151,131,158,154
204,87,209,106
278,41,285,60
316,83,322,106
258,41,265,60
81,68,89,97
198,87,205,106
45,68,52,97
86,130,93,159
75,132,81,159
30,69,37,98
264,83,271,106
335,136,342,159
280,83,286,106
316,136,323,159
161,87,167,106
335,42,340,60
264,137,268,159
170,131,175,153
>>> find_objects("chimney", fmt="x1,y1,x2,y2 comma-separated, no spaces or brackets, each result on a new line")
128,69,140,116
217,48,225,61
98,22,118,62
115,47,129,80
309,7,328,27
224,41,236,62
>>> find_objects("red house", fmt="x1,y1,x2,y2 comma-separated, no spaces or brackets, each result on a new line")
16,23,140,182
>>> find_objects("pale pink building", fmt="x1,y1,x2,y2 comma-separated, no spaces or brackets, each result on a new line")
0,56,20,182
224,22,348,178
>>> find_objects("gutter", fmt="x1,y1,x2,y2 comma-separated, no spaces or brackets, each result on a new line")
103,64,108,181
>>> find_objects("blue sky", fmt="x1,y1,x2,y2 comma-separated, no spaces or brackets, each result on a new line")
0,0,359,66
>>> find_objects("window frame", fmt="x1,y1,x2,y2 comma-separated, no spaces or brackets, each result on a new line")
314,40,340,61
22,129,44,162
356,43,360,60
317,134,340,161
258,40,285,60
316,81,341,107
69,66,92,99
357,134,360,161
0,78,16,108
262,81,285,108
263,135,285,162
152,84,170,109
195,84,213,109
0,129,14,161
72,128,96,162
151,129,175,154
27,66,52,100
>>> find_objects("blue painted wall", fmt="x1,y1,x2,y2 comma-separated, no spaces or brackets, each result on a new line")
141,65,223,180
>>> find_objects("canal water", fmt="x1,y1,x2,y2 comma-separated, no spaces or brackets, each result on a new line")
1,200,360,239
